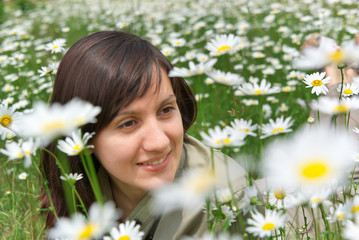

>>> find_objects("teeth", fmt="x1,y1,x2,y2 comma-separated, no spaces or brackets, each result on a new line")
142,156,166,166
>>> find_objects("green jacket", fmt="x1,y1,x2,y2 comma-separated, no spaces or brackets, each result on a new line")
98,135,248,239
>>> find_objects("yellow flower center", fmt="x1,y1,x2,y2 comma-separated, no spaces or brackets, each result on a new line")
218,45,231,52
262,222,275,231
43,121,65,133
352,206,359,213
311,198,322,204
52,45,58,50
78,223,97,240
274,189,287,199
188,170,216,193
344,89,353,95
311,80,322,86
176,41,181,45
25,151,31,155
254,90,262,95
272,128,284,134
118,236,130,240
0,115,12,127
73,144,82,153
337,213,345,219
121,23,127,27
17,152,23,158
224,138,231,145
300,161,328,180
328,49,344,64
333,104,349,114
75,117,85,125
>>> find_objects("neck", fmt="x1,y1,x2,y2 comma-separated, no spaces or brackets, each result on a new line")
110,180,148,220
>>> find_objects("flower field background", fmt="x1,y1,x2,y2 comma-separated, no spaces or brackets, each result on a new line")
1,0,359,239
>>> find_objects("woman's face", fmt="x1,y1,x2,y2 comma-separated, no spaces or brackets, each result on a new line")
93,68,184,193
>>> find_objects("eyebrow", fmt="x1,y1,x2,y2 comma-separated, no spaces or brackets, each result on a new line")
116,94,177,117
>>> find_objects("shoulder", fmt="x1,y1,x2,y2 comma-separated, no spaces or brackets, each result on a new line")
183,135,248,192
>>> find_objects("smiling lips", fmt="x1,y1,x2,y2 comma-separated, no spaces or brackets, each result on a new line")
137,152,171,171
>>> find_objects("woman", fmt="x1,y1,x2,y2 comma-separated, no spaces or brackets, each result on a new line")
40,31,248,239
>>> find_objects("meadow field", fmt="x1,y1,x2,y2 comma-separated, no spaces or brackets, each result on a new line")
1,0,359,239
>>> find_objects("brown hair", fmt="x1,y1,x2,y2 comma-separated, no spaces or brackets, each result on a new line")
39,31,197,228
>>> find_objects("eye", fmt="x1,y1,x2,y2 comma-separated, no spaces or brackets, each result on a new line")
119,120,136,129
159,106,175,115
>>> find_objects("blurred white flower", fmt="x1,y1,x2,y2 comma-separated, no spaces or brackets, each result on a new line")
57,130,94,156
261,116,294,139
38,62,58,76
239,186,260,215
337,83,359,97
0,104,22,139
237,79,280,96
205,69,244,86
48,201,121,240
18,98,101,145
302,72,331,96
294,35,359,69
200,126,246,148
262,127,357,196
246,210,285,238
206,33,241,56
151,168,217,213
60,173,84,182
45,38,66,53
226,118,257,137
18,172,28,180
311,96,359,115
343,221,359,240
308,188,332,208
103,220,144,240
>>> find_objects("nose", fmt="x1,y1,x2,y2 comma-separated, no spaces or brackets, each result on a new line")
141,119,170,153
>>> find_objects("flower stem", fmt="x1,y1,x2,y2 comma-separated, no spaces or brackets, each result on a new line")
319,203,330,239
338,65,345,102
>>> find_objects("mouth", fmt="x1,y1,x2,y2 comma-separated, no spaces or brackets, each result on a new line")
137,155,167,166
136,152,171,171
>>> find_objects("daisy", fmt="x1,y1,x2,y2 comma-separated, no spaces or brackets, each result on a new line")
48,201,121,240
0,104,22,139
267,187,297,209
0,141,23,161
57,130,94,156
294,35,359,69
182,232,242,240
205,69,244,86
18,172,28,180
327,203,348,223
21,138,40,168
246,210,286,238
151,168,217,213
308,188,332,208
226,118,258,137
237,79,280,96
262,126,357,196
209,205,236,227
170,37,186,47
200,126,245,148
103,220,144,240
18,98,101,145
261,116,294,139
343,221,359,240
302,72,331,96
215,188,233,204
338,83,359,97
239,186,260,215
38,62,58,77
45,38,66,54
205,33,241,56
311,96,359,115
60,173,84,182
